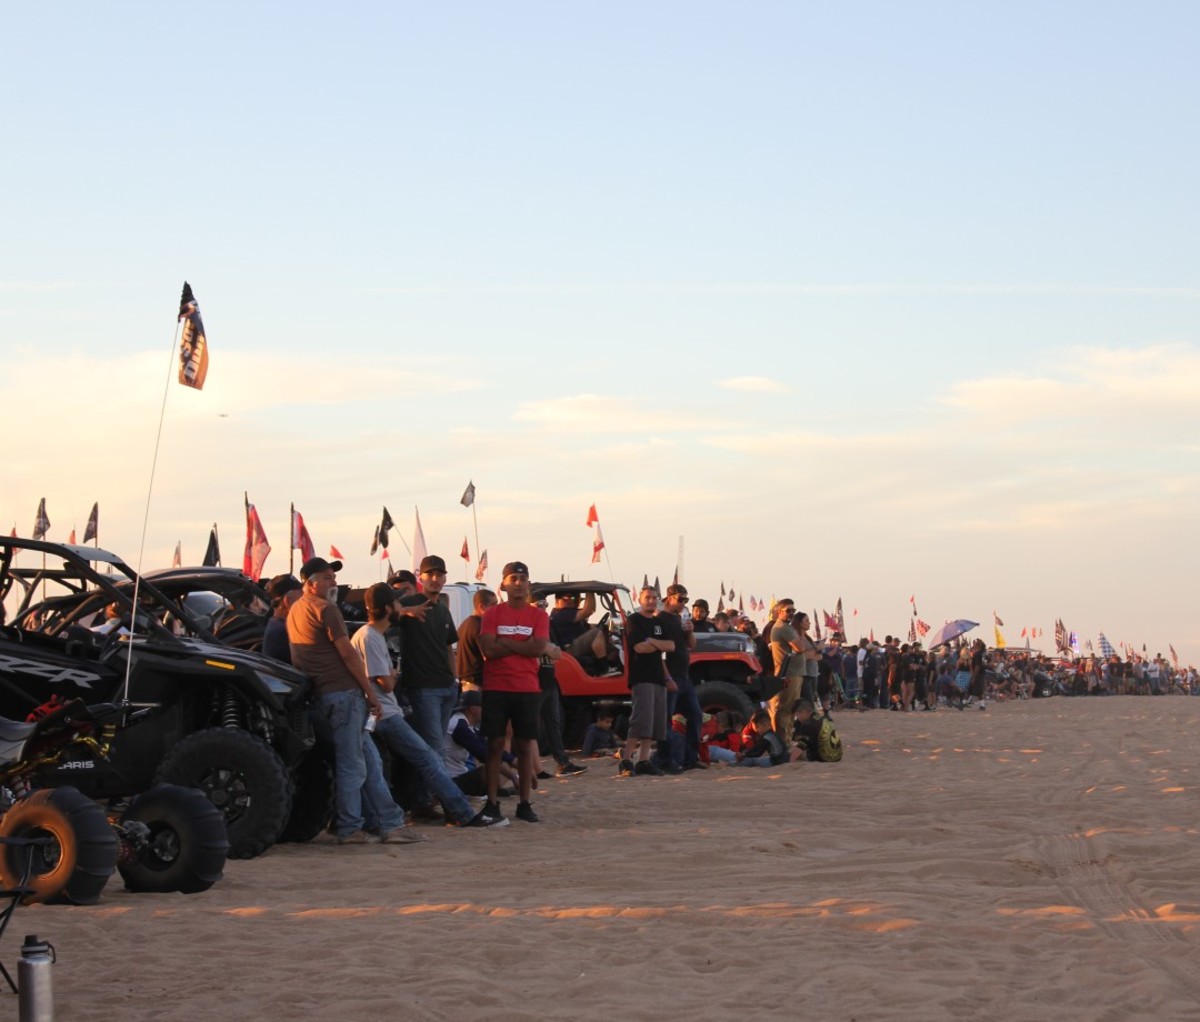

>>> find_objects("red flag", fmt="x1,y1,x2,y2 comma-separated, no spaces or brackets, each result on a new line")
460,537,470,562
475,549,488,581
916,619,930,637
381,547,390,561
585,504,599,527
823,610,839,632
243,501,271,582
292,510,316,564
591,521,605,564
329,544,344,560
172,541,182,568
69,528,77,545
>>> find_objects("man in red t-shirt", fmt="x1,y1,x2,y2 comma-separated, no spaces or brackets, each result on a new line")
479,560,549,824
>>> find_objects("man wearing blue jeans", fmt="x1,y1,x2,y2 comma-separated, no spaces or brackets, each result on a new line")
287,557,422,845
654,583,700,773
353,583,506,828
397,554,460,819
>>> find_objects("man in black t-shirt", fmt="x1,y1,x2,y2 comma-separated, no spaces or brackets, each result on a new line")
396,554,459,818
654,584,700,772
618,587,675,777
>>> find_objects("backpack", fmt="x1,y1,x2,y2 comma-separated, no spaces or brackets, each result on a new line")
813,717,843,762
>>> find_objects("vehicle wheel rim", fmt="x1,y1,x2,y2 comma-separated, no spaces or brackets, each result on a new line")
196,767,252,822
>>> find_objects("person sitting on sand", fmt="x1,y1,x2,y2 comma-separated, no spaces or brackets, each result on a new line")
735,709,792,767
702,711,744,764
580,710,623,757
445,689,520,798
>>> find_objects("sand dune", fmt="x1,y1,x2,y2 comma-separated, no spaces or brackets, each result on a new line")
12,698,1200,1022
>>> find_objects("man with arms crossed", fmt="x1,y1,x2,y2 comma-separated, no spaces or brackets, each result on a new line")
479,561,549,824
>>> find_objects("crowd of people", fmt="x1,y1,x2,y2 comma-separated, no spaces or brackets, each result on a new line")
263,556,1191,844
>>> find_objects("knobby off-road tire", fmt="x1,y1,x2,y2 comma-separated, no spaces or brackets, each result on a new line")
277,747,333,844
155,729,294,860
0,787,117,905
118,784,229,894
694,680,756,722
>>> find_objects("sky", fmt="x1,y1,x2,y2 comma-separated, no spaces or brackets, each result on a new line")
3,2,1198,661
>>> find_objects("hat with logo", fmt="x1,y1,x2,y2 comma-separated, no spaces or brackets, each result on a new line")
419,555,447,574
501,561,530,578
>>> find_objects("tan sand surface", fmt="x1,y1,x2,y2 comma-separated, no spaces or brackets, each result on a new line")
9,698,1200,1022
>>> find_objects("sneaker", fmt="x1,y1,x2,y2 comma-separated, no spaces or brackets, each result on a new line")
380,826,425,844
618,758,635,777
336,829,375,845
536,770,554,780
634,761,664,776
556,762,588,777
463,806,510,828
515,801,540,823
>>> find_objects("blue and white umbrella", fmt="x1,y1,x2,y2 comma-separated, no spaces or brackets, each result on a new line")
928,619,979,649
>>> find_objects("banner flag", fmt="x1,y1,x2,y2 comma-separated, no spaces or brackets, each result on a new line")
177,281,209,390
203,527,221,567
329,545,345,560
585,504,599,527
83,502,98,543
32,498,50,539
475,549,488,582
379,507,395,550
243,501,271,581
591,522,605,564
412,508,427,574
461,482,476,508
460,537,470,562
292,510,316,564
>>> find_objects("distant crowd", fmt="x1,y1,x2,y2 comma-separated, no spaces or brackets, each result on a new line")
260,558,1190,844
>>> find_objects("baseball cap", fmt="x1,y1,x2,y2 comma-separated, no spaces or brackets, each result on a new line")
501,561,529,578
419,555,447,574
299,556,342,581
364,582,399,615
666,583,688,599
267,574,303,600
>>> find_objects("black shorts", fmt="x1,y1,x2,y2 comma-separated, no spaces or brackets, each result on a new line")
481,690,540,742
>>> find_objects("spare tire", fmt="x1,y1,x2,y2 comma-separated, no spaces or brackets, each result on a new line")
0,787,117,905
695,680,756,722
155,729,293,860
118,784,229,894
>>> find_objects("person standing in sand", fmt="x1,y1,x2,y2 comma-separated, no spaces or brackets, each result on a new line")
768,600,806,741
287,557,421,845
618,586,676,777
479,560,550,824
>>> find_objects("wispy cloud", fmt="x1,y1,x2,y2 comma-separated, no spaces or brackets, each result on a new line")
511,395,707,433
716,376,790,394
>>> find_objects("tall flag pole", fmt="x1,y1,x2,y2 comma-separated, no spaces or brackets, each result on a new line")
124,281,206,707
289,503,295,574
461,482,481,583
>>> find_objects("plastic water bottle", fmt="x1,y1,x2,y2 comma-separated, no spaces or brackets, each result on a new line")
18,934,55,1022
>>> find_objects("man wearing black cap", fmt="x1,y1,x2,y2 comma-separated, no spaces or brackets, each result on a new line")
655,583,700,772
395,554,460,819
287,557,421,844
479,560,549,823
262,574,303,664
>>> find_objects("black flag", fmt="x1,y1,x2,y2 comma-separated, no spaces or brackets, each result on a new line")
379,507,395,549
202,527,221,567
82,502,98,543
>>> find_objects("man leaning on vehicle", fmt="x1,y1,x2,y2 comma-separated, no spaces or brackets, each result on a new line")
287,557,421,846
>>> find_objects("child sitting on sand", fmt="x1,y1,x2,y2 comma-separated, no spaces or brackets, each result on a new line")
580,710,623,757
736,709,792,766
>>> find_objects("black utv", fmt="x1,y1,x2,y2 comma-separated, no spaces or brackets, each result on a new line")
0,537,325,858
